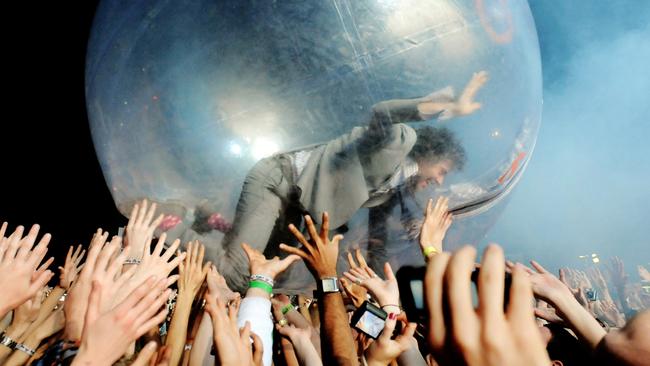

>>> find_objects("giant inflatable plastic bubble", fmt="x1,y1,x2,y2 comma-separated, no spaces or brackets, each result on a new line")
86,0,542,291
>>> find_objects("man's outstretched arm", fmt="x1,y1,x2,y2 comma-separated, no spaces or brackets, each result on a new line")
363,71,489,147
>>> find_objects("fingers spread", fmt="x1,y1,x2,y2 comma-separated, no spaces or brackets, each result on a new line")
383,262,396,281
304,215,319,243
355,249,368,269
279,244,308,261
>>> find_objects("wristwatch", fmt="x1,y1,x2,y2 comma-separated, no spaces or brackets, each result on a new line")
318,277,340,293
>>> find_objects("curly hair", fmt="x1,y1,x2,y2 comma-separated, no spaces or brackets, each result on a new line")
408,126,466,170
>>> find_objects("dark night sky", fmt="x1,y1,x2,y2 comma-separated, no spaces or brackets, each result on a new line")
2,1,123,266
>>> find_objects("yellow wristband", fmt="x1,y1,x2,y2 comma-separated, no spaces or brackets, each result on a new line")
423,246,439,258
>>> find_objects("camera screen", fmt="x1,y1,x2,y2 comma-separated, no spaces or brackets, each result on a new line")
410,279,480,309
410,280,424,310
355,310,386,338
399,267,511,322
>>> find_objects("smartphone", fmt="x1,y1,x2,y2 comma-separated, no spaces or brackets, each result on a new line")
350,301,387,339
397,266,512,323
470,268,513,307
396,266,427,323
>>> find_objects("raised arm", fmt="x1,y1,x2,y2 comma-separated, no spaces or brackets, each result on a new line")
165,241,210,366
280,213,359,366
419,197,453,260
522,261,607,350
0,224,53,319
362,96,438,152
237,243,300,366
361,71,488,151
188,265,239,366
276,324,323,366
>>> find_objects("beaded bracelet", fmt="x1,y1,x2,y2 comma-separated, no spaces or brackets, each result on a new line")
250,274,274,287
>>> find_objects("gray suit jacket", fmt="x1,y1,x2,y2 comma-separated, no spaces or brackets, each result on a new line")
296,98,428,229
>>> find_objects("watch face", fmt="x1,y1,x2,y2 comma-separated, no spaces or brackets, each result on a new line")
322,278,338,292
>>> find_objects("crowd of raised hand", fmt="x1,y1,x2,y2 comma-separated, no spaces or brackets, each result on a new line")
0,199,648,366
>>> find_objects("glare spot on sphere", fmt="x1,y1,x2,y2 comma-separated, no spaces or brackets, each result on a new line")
229,142,242,156
86,0,542,289
251,138,279,160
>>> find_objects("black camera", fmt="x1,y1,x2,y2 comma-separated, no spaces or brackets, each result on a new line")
350,300,387,339
396,266,427,323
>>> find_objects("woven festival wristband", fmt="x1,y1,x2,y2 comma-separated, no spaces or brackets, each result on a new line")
423,246,439,258
249,280,273,294
250,274,274,287
281,303,295,315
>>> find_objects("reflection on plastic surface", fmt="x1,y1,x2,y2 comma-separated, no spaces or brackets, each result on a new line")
86,0,542,291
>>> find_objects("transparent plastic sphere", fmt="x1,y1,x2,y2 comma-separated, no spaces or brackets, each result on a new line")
86,0,541,290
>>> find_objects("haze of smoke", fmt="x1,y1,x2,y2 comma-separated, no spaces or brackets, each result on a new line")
486,1,650,275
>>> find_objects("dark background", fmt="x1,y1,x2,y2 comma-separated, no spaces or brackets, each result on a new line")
2,2,123,266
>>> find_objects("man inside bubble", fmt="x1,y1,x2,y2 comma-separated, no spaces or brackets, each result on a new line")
168,71,488,291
